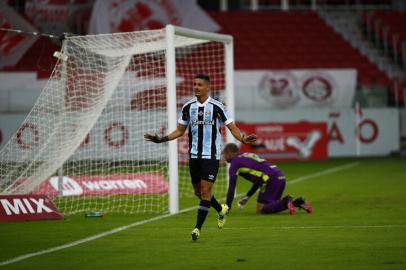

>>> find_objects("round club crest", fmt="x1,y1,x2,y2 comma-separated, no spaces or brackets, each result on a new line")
258,71,300,109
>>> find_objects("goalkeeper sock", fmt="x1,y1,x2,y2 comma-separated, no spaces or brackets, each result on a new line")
210,196,222,213
195,200,211,230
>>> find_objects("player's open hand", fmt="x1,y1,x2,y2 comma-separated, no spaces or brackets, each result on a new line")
242,134,257,144
144,133,161,143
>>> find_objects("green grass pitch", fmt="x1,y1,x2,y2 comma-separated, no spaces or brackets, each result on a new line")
1,157,405,269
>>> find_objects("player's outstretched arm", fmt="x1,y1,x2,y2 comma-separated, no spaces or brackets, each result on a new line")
226,122,257,144
144,133,169,143
144,124,187,143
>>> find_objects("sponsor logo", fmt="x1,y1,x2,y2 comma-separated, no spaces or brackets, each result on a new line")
32,173,168,197
239,122,328,161
300,71,336,103
49,176,83,196
255,125,284,133
82,179,147,191
258,71,338,109
0,197,53,216
258,71,300,109
286,130,322,158
191,120,214,126
0,195,63,222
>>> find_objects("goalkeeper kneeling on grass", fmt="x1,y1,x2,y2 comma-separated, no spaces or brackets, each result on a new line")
223,143,312,215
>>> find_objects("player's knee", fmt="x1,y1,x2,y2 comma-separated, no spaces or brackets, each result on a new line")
200,190,211,200
200,187,212,200
200,180,213,200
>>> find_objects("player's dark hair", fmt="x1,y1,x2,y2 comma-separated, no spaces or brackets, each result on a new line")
194,73,210,82
223,143,239,155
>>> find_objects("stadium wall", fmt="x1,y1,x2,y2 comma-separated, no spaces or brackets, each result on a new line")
401,109,406,137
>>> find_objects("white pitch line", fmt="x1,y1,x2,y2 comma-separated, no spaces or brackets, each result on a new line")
222,224,406,230
287,162,360,185
0,161,360,267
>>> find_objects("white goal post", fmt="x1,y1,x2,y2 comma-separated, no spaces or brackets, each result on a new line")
166,25,234,213
0,25,234,215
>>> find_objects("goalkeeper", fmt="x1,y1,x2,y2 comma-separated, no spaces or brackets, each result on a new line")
222,143,312,215
144,74,256,241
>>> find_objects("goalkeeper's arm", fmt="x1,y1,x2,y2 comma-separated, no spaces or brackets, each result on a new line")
144,124,187,143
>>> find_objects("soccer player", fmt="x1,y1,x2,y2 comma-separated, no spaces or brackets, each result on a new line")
144,74,256,241
222,143,312,215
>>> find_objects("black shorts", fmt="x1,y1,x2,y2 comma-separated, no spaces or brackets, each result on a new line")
189,158,220,184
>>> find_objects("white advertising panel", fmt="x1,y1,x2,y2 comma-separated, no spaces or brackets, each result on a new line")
235,69,357,109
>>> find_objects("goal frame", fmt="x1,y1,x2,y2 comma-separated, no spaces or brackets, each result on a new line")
165,25,234,214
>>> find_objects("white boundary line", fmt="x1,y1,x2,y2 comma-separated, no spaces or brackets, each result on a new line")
266,225,406,229
0,162,360,266
288,162,360,185
222,224,406,230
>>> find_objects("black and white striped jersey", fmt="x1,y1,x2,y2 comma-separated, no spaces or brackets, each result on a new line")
178,96,233,160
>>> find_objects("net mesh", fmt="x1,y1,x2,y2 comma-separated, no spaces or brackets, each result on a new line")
0,29,229,214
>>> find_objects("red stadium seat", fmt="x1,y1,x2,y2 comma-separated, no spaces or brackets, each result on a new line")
209,11,390,90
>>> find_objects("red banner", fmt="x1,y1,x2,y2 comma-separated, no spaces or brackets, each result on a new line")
24,0,93,35
0,3,39,68
0,195,63,222
88,0,219,34
238,122,328,160
31,173,168,196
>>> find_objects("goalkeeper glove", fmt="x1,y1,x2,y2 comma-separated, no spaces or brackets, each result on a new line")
144,133,169,143
237,195,250,209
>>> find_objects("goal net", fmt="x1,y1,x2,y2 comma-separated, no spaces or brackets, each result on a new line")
0,26,234,215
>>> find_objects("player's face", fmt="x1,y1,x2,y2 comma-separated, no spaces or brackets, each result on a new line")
193,78,209,100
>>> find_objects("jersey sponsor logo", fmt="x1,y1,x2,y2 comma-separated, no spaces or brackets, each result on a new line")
191,120,215,126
